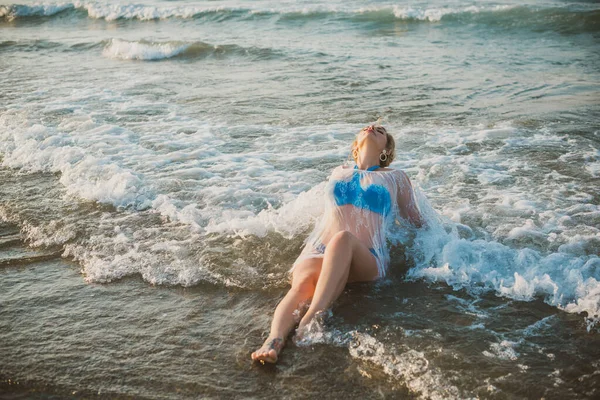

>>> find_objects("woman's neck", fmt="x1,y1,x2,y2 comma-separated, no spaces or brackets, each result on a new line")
356,148,381,170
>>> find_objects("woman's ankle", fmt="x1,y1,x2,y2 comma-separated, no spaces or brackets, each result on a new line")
264,337,284,352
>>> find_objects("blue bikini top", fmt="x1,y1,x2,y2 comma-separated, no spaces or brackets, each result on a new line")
332,165,392,216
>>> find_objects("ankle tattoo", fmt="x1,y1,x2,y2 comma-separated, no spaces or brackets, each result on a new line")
267,337,284,352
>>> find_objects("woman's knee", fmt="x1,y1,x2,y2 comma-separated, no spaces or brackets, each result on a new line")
328,230,355,248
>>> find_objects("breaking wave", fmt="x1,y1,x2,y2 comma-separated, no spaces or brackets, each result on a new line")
1,1,599,34
101,38,280,61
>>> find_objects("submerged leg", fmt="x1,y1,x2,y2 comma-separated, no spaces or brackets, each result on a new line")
297,231,379,332
251,258,322,363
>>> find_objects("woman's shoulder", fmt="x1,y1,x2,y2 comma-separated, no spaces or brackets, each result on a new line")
378,166,406,176
390,168,408,179
327,165,346,179
379,168,412,192
390,168,415,193
376,166,407,180
380,167,400,174
333,164,352,173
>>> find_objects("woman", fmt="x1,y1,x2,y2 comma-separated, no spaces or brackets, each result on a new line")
251,124,425,364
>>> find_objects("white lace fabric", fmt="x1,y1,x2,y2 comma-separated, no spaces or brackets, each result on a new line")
290,164,418,278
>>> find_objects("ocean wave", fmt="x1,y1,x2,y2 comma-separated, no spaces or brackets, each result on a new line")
0,39,64,51
0,109,330,288
352,4,600,34
0,2,73,21
101,38,280,61
0,37,280,60
0,0,251,22
294,321,464,399
348,332,463,399
1,109,598,329
1,1,599,34
403,189,600,331
357,4,517,23
394,124,600,331
0,38,106,54
0,111,154,210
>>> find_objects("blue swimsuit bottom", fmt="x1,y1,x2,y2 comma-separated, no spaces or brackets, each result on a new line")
313,241,380,263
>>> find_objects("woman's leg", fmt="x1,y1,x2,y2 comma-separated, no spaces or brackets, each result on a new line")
251,257,323,363
298,231,379,331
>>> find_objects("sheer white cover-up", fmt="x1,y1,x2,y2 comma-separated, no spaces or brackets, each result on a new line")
290,164,420,279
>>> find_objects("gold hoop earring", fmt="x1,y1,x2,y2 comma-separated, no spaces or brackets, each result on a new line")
379,150,388,162
352,149,358,160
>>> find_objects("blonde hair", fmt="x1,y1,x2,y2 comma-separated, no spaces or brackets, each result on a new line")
350,125,396,167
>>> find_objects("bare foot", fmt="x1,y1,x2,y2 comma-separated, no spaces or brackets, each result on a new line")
251,337,284,364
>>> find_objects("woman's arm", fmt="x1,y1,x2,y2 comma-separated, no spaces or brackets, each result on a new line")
395,170,425,229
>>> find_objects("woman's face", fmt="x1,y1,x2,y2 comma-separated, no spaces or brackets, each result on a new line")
356,125,387,151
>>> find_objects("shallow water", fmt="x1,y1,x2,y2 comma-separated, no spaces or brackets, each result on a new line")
1,0,599,398
2,243,599,399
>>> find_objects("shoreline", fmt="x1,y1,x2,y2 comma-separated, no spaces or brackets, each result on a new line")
2,218,598,398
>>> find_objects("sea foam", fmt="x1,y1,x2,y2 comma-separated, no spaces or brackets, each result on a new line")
1,106,599,329
3,1,598,26
102,38,192,61
293,316,463,399
404,197,600,330
0,2,72,20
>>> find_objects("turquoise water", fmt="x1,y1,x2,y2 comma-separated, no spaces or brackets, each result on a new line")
1,0,599,398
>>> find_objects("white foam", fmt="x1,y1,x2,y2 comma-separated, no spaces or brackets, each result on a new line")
102,38,191,61
74,0,242,22
389,122,600,329
0,2,73,21
406,219,600,329
0,117,153,210
390,5,515,22
292,317,463,399
482,340,520,361
348,332,463,399
61,228,217,286
520,315,557,336
3,102,599,329
203,181,326,239
1,104,365,287
584,148,600,177
445,294,489,319
505,219,547,246
390,6,458,22
0,208,77,247
477,168,513,185
0,1,533,23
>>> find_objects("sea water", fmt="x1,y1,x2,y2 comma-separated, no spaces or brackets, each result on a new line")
1,0,599,398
